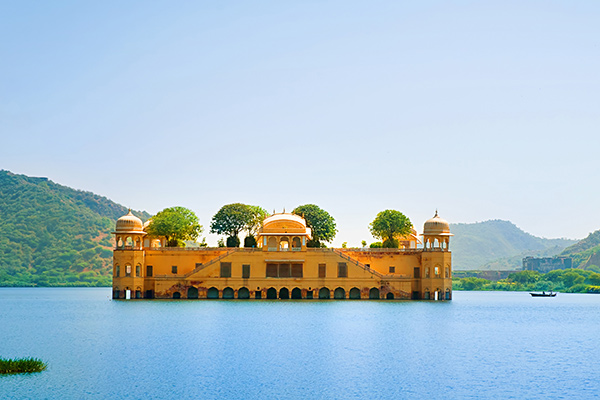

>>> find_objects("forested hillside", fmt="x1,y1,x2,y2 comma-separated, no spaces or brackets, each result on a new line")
560,230,600,268
0,170,149,286
451,220,577,270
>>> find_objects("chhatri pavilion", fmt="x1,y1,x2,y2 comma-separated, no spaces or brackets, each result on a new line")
112,211,452,300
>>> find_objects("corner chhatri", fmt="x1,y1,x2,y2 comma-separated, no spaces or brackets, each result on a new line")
112,212,452,300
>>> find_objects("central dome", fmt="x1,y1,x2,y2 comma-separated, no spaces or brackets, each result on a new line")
115,210,144,233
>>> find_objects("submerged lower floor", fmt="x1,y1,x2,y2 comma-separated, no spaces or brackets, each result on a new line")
113,283,452,301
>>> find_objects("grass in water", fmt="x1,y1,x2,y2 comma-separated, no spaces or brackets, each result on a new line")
0,357,47,374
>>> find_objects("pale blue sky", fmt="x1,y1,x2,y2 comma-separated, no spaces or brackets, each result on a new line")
1,1,599,246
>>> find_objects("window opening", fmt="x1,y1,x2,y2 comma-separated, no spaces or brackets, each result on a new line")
319,264,326,278
220,262,232,278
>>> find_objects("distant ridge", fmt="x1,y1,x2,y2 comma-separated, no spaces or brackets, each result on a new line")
450,220,577,270
0,170,149,286
560,230,600,268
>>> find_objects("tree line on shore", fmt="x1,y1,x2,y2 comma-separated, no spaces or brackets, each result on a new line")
147,203,414,249
453,267,600,293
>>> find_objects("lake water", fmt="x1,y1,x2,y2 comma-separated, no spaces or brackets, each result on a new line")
1,289,599,399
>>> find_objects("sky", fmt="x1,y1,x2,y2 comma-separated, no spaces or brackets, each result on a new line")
1,1,599,246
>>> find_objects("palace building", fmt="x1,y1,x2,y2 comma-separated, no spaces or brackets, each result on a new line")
112,211,453,300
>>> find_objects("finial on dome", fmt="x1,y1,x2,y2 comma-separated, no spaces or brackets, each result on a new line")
128,208,133,215
434,209,438,217
283,207,285,213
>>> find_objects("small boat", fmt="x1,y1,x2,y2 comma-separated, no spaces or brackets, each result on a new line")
530,291,557,297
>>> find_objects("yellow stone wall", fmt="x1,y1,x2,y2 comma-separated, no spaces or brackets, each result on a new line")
113,247,452,300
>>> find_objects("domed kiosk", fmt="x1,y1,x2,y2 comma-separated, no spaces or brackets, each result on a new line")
113,210,145,250
257,213,312,251
422,210,453,251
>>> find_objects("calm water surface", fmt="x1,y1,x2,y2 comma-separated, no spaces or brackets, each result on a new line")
1,288,599,399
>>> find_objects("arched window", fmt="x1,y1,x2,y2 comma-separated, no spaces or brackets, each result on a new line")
125,265,132,277
279,237,289,251
434,266,439,277
445,267,449,278
292,237,301,251
117,237,123,248
135,238,141,249
425,267,430,278
268,237,277,251
114,265,120,277
135,265,141,277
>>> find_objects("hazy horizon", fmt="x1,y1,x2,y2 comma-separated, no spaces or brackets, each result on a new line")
2,1,598,246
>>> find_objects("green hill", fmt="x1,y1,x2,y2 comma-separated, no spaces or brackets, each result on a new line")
450,220,577,270
0,170,149,286
560,230,600,268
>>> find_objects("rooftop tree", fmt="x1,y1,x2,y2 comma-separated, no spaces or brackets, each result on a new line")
210,203,253,247
292,204,337,248
244,205,268,247
146,206,202,247
369,210,413,248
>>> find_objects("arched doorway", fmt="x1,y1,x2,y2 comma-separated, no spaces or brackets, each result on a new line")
319,287,330,299
207,287,219,299
445,288,451,300
369,288,380,299
279,288,290,299
386,292,394,300
334,287,345,299
238,287,250,299
349,287,361,299
267,287,277,299
291,288,302,299
173,292,181,299
223,287,234,299
187,287,198,299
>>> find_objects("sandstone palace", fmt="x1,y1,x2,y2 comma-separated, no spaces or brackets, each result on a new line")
112,211,452,300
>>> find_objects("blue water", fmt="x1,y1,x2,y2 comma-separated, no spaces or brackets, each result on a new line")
1,289,599,399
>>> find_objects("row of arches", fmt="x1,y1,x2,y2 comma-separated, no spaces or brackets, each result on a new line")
424,288,452,300
266,236,304,251
423,236,450,250
173,286,394,300
115,235,142,250
114,264,142,278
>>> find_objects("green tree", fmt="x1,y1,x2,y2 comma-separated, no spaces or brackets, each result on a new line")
246,205,268,236
586,272,600,286
508,270,541,285
292,204,337,247
461,277,489,290
369,210,413,248
210,203,253,247
562,270,585,288
146,206,202,247
244,205,268,247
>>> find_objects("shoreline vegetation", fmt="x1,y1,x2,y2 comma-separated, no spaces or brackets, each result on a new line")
453,267,600,293
0,358,47,374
